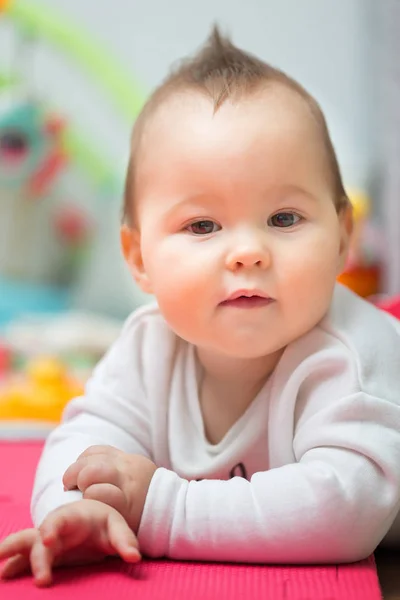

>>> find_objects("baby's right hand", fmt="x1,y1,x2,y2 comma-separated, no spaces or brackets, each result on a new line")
0,499,140,587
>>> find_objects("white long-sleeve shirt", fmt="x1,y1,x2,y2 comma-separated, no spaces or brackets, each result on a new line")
31,283,400,564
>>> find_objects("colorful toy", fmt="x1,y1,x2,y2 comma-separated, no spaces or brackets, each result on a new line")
0,310,120,429
0,0,147,427
0,355,84,423
0,342,12,378
0,0,146,323
0,103,67,194
377,295,400,320
0,101,93,286
337,190,383,298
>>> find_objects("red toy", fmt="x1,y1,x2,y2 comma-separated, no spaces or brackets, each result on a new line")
0,343,11,378
378,297,400,320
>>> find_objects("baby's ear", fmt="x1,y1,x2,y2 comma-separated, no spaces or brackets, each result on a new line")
337,201,354,273
120,225,153,294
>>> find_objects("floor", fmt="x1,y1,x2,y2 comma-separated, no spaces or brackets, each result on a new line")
376,548,400,599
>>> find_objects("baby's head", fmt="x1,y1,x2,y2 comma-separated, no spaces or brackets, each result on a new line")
121,27,353,360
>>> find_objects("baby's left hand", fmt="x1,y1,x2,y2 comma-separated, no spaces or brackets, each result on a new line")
63,446,157,534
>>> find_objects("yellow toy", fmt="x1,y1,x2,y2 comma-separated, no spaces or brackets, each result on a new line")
337,190,381,298
0,356,83,423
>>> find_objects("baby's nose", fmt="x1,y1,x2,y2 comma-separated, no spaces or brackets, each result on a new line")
225,237,271,271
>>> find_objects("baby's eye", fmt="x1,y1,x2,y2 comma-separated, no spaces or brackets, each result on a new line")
268,212,302,228
186,220,221,235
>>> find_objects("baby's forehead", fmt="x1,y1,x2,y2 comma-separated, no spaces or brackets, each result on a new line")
135,90,331,198
138,84,322,151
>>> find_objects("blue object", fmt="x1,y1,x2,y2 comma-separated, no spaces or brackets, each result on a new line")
0,276,69,327
0,102,51,189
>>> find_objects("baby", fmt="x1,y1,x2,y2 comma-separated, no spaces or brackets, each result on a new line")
2,27,400,587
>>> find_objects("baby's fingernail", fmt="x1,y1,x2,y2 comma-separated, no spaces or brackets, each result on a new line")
41,529,55,545
127,547,141,560
34,568,52,587
35,575,52,587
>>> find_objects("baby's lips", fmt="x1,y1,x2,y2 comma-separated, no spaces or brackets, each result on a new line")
221,288,272,303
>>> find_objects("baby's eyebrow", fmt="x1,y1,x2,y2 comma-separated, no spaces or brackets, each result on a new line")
162,186,317,221
162,194,219,217
260,185,320,206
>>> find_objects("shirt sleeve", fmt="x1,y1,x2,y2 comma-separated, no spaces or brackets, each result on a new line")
137,352,400,564
31,311,153,527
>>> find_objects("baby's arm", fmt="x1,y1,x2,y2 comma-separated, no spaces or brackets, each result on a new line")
136,389,400,564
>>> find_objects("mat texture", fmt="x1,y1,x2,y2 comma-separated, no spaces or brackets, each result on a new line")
0,442,383,599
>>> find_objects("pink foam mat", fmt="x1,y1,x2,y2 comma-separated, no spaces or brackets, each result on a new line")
0,441,382,599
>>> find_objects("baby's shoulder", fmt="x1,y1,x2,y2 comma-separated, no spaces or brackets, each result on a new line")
320,283,400,352
94,302,182,392
120,301,179,352
283,284,400,400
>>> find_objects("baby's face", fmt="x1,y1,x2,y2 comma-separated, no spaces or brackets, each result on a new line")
126,87,351,359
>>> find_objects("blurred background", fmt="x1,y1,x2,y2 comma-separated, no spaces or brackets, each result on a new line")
0,0,399,434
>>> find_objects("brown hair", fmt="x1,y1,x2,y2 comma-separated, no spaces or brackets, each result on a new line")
122,26,348,225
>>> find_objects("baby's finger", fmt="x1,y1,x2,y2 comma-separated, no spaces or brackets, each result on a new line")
0,529,37,559
63,451,111,490
0,554,30,579
107,512,141,563
30,538,55,587
40,509,80,548
62,460,83,490
78,445,120,461
63,455,102,490
83,483,126,515
64,460,123,493
78,463,124,494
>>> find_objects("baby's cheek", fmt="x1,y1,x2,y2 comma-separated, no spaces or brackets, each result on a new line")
151,258,205,325
278,247,337,306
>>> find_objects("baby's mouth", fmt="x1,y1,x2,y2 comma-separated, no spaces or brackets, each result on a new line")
220,292,274,309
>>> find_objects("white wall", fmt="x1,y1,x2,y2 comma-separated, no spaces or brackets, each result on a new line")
0,0,380,315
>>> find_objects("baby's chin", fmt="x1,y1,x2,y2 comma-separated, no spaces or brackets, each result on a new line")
218,344,285,361
168,318,288,361
194,335,287,362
